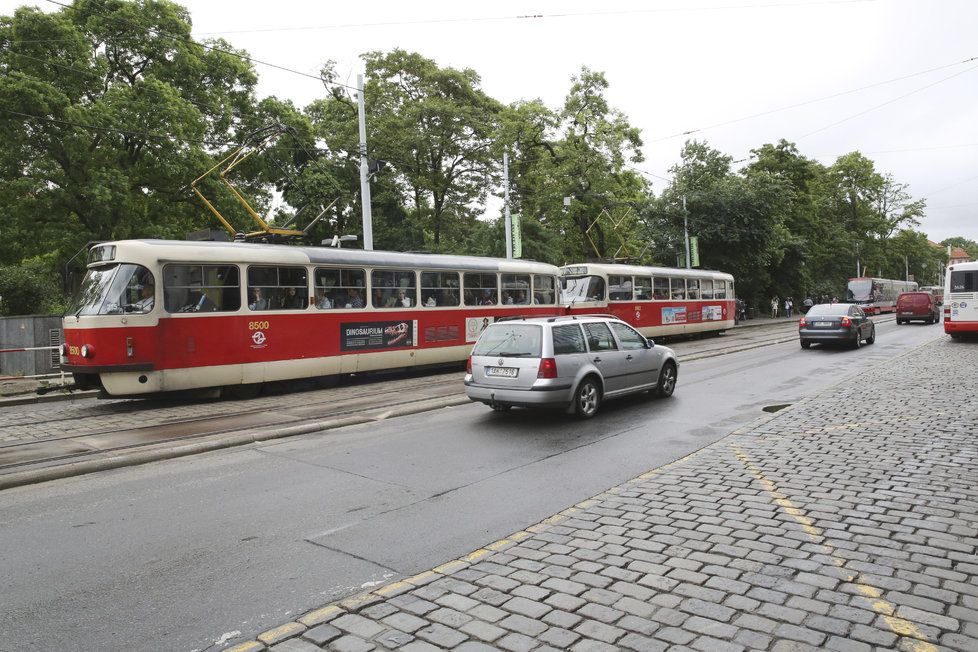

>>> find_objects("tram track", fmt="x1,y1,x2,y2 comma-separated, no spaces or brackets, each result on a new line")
0,316,898,487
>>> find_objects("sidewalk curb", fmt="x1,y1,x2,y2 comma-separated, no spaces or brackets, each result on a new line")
0,395,472,491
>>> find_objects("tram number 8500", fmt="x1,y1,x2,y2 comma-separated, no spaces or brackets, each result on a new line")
248,321,270,331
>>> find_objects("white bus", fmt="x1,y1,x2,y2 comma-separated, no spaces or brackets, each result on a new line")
945,261,978,339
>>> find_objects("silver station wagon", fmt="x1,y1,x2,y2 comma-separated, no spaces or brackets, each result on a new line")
464,315,679,418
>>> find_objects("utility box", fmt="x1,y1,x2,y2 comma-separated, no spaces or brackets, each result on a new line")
0,315,63,377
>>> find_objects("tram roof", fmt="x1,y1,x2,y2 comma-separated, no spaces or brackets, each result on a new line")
560,262,734,281
96,240,560,274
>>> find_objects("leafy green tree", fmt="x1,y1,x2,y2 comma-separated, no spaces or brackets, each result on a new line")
0,0,259,266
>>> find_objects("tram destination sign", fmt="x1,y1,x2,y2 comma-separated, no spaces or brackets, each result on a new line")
341,320,417,351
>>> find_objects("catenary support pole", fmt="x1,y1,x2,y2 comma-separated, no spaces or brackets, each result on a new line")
357,74,373,250
504,152,512,259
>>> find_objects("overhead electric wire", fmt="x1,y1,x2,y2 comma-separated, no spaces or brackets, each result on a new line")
42,0,361,93
191,0,873,36
649,55,978,143
796,63,978,140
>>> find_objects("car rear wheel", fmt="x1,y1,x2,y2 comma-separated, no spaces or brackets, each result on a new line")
866,327,875,345
800,340,812,349
656,362,677,398
851,332,862,349
574,378,601,419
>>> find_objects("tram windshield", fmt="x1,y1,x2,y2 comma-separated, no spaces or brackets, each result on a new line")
846,279,873,303
561,275,606,303
68,264,154,316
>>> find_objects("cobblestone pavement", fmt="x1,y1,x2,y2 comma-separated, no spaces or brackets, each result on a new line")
225,337,978,652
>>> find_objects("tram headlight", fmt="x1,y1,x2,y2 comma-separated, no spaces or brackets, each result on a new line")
81,344,95,359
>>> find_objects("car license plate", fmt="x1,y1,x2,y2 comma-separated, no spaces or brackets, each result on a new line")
814,321,832,327
485,366,518,378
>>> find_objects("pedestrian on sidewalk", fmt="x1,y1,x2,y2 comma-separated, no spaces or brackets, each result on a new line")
771,297,779,319
785,297,793,319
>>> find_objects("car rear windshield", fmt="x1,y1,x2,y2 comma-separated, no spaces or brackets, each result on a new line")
472,324,543,358
898,293,929,304
807,304,849,316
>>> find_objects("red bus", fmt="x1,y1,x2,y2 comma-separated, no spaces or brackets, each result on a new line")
560,263,736,337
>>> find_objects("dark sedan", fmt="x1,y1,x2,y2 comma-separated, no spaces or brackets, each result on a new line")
799,303,876,349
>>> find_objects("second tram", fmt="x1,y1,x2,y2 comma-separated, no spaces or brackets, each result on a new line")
845,277,918,315
560,263,736,337
61,240,562,396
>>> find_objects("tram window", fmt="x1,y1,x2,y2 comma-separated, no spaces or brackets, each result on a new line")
464,272,498,306
727,280,735,298
714,281,726,300
501,274,531,305
701,279,714,300
164,264,241,313
315,268,365,309
652,277,670,300
670,278,686,300
687,279,700,300
69,263,155,316
634,277,652,300
421,271,460,308
372,270,417,308
247,266,308,310
608,275,632,301
533,275,556,305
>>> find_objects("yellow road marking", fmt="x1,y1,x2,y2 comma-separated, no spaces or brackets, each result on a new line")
732,446,937,651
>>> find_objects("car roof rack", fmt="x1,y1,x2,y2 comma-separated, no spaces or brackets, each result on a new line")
546,314,618,322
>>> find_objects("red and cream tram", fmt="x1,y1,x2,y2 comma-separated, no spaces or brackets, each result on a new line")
61,240,562,396
560,263,736,337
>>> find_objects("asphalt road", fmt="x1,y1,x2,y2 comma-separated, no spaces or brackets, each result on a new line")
0,320,944,652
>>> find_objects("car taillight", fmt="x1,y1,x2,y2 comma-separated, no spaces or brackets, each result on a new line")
537,358,558,379
840,316,851,328
799,317,806,327
466,356,472,374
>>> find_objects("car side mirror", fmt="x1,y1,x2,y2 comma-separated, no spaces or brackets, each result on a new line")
645,338,655,349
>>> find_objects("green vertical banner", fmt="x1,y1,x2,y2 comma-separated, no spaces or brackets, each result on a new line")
512,213,522,258
690,236,700,268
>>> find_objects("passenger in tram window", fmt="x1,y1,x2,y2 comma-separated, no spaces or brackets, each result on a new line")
281,286,305,309
501,290,514,305
249,287,270,310
398,289,412,307
195,289,217,312
424,294,437,307
315,289,332,309
346,287,365,309
134,282,155,312
372,287,385,308
481,289,496,305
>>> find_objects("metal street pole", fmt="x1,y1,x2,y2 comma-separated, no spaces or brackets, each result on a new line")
503,152,512,259
682,195,690,269
357,74,374,250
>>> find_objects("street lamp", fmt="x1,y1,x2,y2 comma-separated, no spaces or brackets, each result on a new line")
323,235,358,248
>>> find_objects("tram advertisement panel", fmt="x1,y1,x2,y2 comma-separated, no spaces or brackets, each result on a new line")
341,320,417,351
465,316,496,342
662,307,687,324
703,305,724,321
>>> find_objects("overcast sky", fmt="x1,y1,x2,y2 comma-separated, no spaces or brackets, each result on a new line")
7,0,977,243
